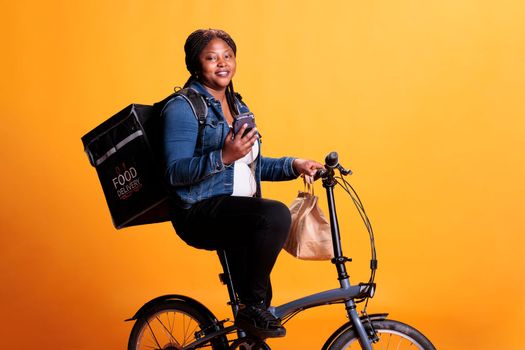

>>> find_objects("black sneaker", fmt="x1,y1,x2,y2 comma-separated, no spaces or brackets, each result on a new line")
234,305,286,338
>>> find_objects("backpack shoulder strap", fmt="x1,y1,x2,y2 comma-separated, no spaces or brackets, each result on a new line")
175,88,208,125
156,87,208,125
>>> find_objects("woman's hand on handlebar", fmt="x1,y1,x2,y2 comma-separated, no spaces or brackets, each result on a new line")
222,124,259,165
292,159,324,177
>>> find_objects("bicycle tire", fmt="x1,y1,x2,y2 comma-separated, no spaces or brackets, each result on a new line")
327,319,436,350
128,299,228,350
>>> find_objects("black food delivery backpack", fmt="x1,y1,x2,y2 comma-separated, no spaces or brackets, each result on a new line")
81,88,207,229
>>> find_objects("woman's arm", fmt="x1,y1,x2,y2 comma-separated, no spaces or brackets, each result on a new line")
260,156,298,181
162,97,225,186
260,157,324,181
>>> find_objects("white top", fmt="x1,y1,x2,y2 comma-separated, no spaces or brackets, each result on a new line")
231,141,259,197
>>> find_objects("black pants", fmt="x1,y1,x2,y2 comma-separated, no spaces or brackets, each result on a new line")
171,196,291,306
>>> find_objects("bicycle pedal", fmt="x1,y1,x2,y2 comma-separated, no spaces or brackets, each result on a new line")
231,337,271,350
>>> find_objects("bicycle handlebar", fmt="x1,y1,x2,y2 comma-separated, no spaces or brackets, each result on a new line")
315,151,353,180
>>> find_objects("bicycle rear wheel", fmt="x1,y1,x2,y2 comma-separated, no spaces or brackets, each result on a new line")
128,299,228,350
327,319,436,350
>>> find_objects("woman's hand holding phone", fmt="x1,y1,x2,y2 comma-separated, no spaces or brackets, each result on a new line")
222,124,259,165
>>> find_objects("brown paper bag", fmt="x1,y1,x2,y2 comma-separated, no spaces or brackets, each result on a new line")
284,176,334,260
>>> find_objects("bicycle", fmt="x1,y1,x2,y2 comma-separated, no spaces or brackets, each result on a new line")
126,151,437,350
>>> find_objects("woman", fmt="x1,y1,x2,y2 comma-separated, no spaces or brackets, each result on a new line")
162,29,323,338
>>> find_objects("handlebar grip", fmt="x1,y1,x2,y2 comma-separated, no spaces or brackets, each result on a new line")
314,169,327,181
325,151,339,168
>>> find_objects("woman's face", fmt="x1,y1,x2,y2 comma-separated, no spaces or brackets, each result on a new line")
197,38,236,92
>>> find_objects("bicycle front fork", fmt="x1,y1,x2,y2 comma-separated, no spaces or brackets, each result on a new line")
345,299,374,350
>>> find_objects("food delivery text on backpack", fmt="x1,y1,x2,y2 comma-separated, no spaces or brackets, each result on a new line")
81,87,207,229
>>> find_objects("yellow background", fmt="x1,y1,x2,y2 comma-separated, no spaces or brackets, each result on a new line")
1,1,524,349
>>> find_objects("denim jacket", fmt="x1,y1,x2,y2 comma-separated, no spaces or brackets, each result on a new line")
162,81,298,209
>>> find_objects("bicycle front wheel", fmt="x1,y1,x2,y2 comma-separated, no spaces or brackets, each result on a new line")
128,299,228,350
328,319,436,350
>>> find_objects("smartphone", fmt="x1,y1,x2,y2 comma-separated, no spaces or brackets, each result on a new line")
232,112,256,137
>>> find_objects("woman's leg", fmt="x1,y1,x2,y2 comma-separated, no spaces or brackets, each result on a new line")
172,196,291,305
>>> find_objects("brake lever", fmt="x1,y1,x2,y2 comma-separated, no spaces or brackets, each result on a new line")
337,165,353,176
314,165,352,181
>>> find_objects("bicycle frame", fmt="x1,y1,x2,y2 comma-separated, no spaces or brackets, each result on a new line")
126,151,441,350
179,166,377,350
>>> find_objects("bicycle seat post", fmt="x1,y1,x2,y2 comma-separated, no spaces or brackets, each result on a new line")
217,249,248,338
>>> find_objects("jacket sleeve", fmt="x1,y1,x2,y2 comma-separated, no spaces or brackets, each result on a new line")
259,155,299,181
162,96,225,187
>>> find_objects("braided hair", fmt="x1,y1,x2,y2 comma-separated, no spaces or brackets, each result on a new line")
183,29,239,115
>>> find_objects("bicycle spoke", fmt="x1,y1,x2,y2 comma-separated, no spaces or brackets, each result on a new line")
338,328,430,350
145,319,163,350
155,315,180,346
144,345,160,350
168,310,175,335
181,313,188,345
384,332,391,349
186,322,200,345
181,313,200,346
